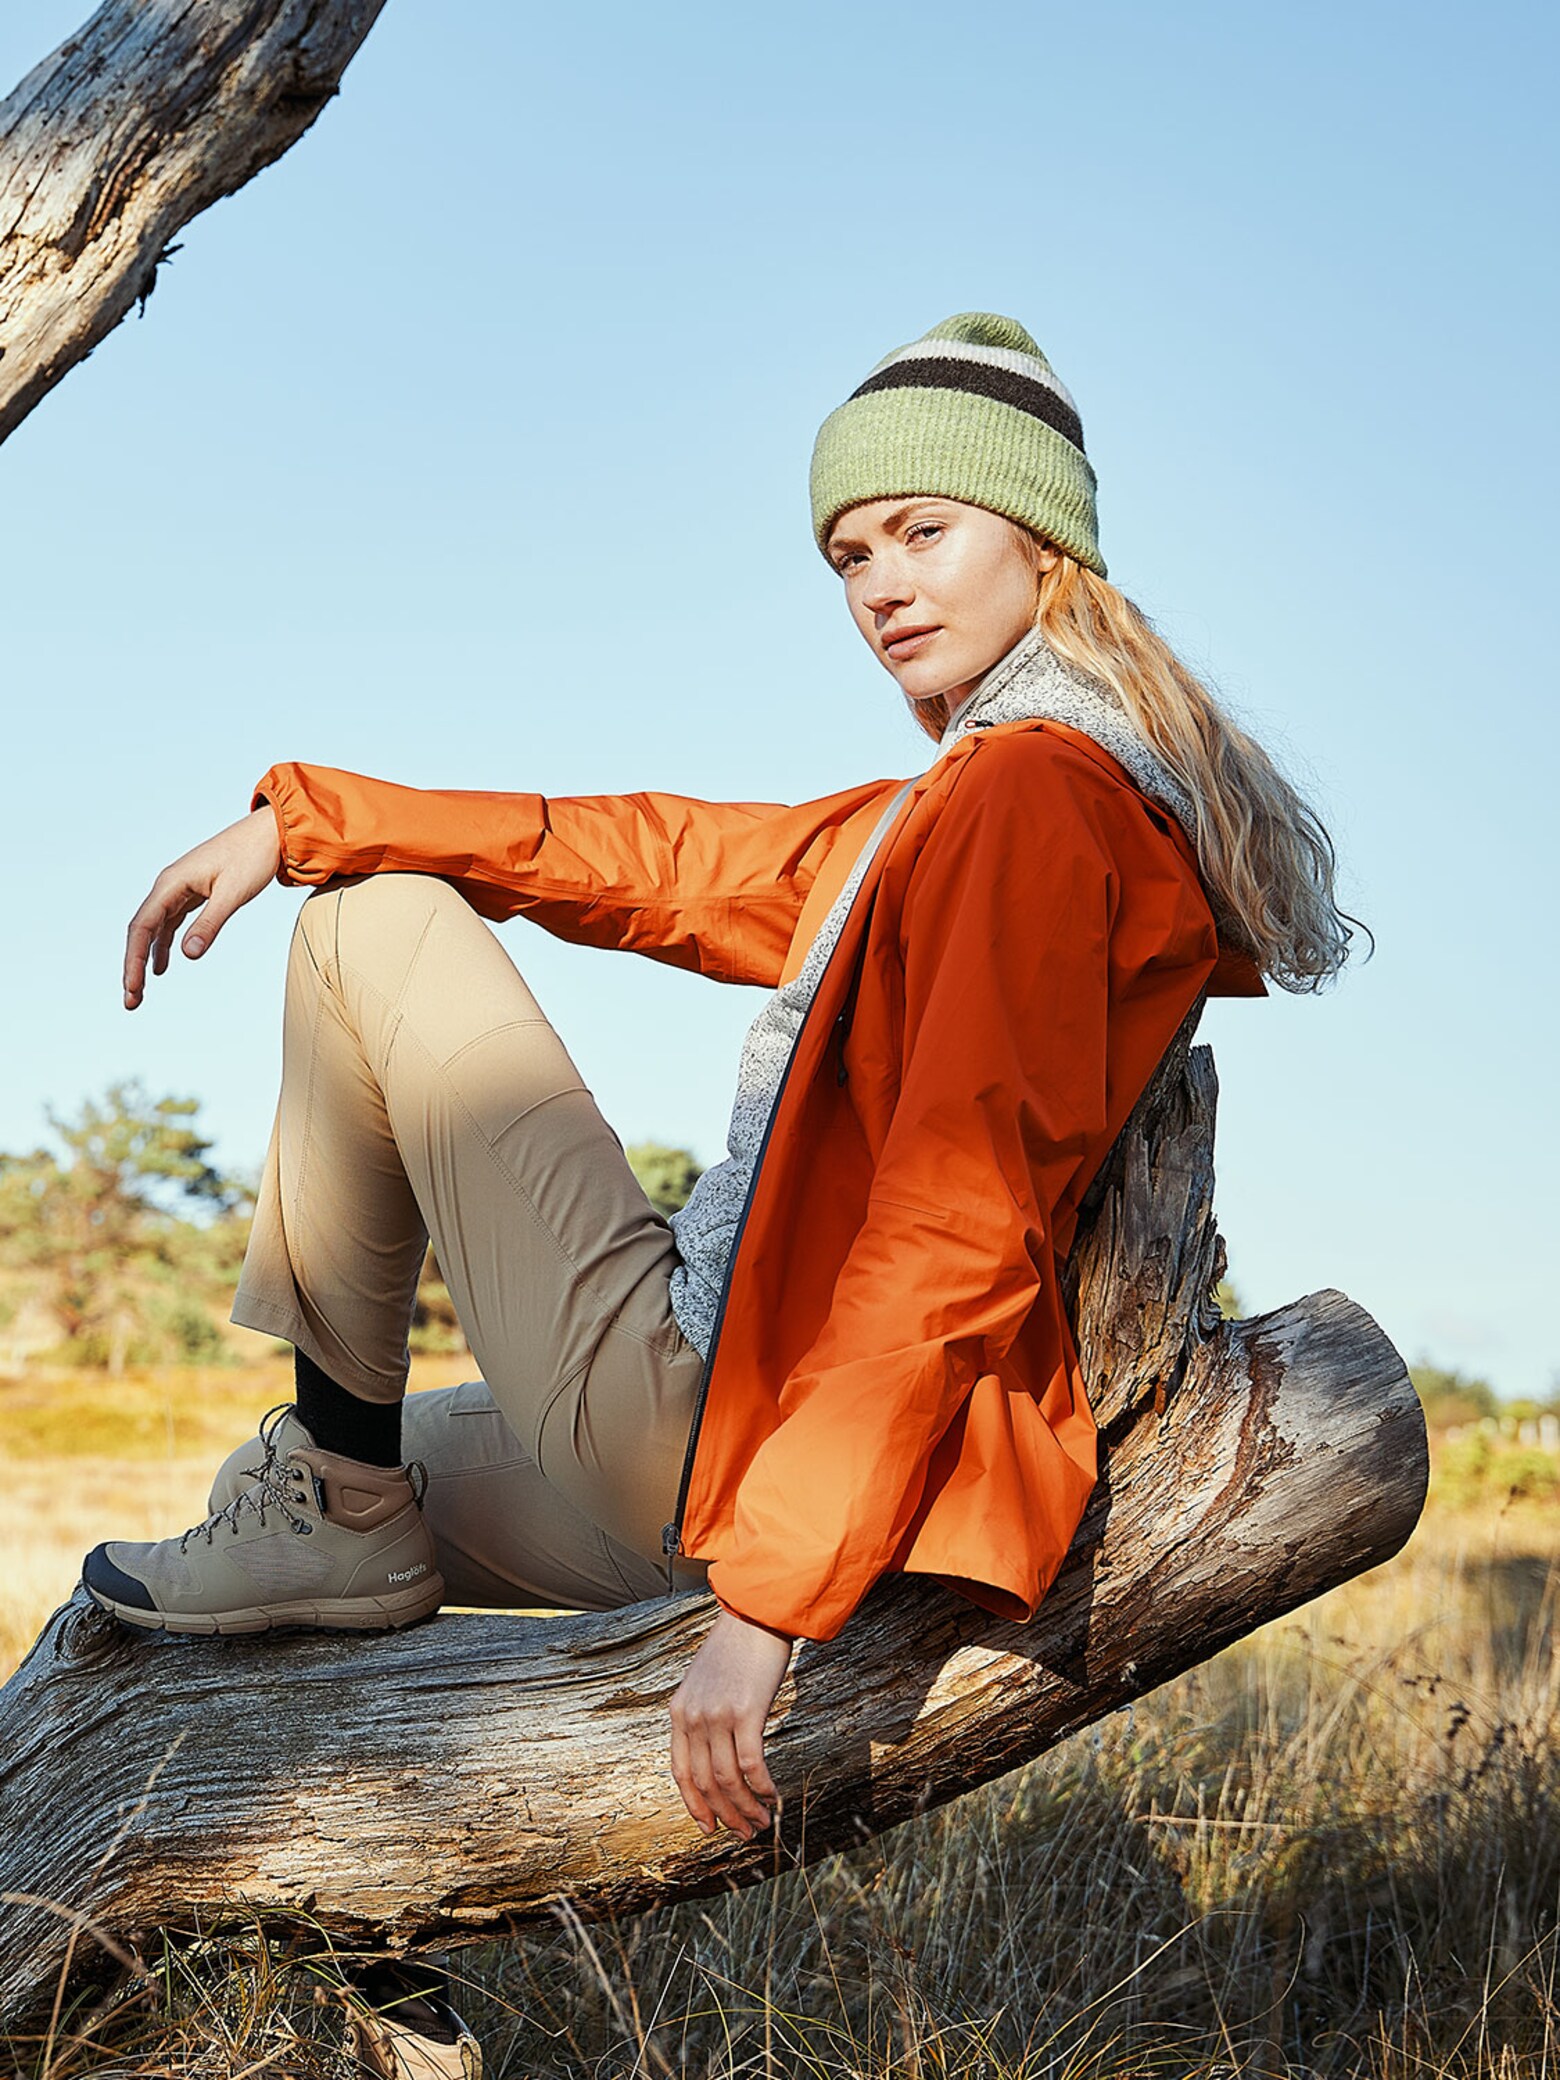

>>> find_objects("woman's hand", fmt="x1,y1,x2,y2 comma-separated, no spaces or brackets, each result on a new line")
669,1608,793,1839
123,806,283,1009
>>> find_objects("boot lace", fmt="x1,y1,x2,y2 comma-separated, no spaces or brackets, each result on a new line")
224,1401,297,1486
180,1405,315,1550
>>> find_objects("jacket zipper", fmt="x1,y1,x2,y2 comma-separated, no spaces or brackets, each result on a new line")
832,931,870,1088
661,995,814,1588
660,775,928,1589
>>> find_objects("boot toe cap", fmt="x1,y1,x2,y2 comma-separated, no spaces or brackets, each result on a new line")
82,1542,158,1612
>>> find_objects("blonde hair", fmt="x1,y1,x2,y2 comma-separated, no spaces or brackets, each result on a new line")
908,535,1362,993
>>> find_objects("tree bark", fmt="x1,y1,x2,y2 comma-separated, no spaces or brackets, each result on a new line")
0,1032,1428,2025
0,0,388,443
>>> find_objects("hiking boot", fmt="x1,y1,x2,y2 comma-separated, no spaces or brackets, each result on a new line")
81,1425,445,1636
340,1961,482,2079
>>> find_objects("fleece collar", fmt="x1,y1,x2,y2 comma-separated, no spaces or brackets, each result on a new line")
936,626,1198,840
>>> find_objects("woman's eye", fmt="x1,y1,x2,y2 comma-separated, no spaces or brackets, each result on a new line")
835,552,865,575
907,522,943,545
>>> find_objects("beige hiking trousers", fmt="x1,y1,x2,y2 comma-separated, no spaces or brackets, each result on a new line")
231,873,709,1612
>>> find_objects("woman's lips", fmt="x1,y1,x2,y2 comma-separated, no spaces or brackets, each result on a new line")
884,626,939,661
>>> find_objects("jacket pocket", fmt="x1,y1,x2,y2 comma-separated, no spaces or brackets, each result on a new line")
868,1193,951,1226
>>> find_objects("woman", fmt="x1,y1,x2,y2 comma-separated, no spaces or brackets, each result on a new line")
84,312,1354,1851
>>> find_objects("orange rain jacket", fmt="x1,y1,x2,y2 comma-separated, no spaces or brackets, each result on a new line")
254,719,1263,1643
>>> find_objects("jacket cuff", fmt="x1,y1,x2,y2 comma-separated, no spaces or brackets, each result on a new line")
250,774,295,888
252,763,332,890
708,1569,815,1642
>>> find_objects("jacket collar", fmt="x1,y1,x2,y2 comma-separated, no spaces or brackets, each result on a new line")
934,626,1198,840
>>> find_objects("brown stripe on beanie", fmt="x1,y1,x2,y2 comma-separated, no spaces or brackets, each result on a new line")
848,354,1087,455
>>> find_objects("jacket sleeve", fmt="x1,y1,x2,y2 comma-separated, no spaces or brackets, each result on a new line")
252,761,895,987
704,743,1212,1637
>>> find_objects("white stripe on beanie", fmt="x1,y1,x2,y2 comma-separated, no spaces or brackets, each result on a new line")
865,335,1081,416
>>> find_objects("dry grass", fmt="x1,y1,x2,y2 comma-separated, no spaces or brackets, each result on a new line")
2,1370,1557,2077
443,1501,1560,2078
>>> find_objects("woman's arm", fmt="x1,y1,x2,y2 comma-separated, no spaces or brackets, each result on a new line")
254,761,901,988
123,762,902,1002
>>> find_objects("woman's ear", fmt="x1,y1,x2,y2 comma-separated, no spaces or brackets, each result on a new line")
1012,520,1060,577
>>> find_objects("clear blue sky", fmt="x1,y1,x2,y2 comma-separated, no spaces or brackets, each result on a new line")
2,1,1556,1395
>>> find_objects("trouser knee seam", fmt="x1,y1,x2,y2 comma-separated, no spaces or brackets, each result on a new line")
291,974,331,1247
327,959,639,1325
531,1358,591,1466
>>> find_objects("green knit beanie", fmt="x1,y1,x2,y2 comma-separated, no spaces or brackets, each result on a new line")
809,311,1106,578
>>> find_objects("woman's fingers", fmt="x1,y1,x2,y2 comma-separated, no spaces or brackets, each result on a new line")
124,881,194,1008
151,908,181,978
124,917,153,1008
152,884,201,973
710,1722,774,1833
671,1710,775,1838
734,1732,778,1808
180,876,245,960
669,1723,717,1834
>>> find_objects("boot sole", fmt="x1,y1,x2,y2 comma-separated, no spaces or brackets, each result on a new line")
85,1574,447,1637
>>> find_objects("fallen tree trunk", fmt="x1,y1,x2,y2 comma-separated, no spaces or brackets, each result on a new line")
0,0,388,443
0,1035,1427,2025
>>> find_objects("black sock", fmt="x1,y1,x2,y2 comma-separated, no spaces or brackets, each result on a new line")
293,1351,402,1467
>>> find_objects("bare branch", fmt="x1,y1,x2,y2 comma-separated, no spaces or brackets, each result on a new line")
0,0,389,442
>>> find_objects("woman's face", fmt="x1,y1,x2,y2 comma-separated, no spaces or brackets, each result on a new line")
826,498,1057,708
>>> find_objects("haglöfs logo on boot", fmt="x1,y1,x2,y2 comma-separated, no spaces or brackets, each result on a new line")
388,1563,428,1583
